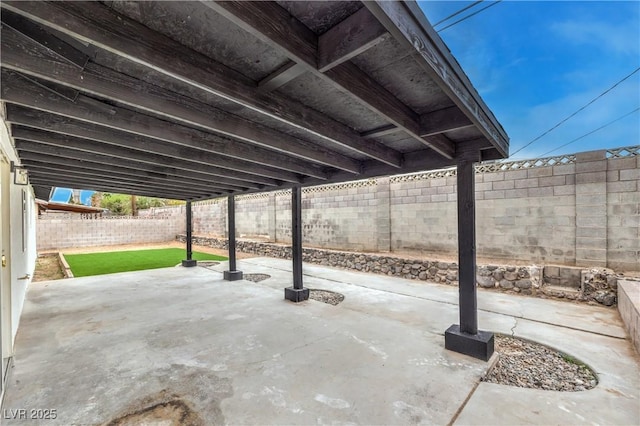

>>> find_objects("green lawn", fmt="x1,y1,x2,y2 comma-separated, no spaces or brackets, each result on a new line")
64,248,227,277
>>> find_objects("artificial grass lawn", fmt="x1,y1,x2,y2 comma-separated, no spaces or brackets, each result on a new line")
64,248,227,277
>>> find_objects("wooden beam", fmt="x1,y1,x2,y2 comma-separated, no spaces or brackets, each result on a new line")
419,106,473,138
28,175,206,201
18,73,78,102
318,7,389,72
32,185,52,201
0,27,347,176
0,74,314,182
1,1,401,167
11,125,290,186
27,168,217,199
18,151,244,192
206,1,455,159
6,107,302,185
14,140,263,190
258,62,306,93
360,124,400,139
0,9,88,69
22,161,230,194
363,1,509,157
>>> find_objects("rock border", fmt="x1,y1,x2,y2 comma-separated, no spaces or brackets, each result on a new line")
177,235,622,306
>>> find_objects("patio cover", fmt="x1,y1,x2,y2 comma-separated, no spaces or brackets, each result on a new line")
0,1,510,360
0,1,508,200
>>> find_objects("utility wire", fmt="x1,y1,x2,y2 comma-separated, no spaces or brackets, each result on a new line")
437,1,502,33
540,107,640,157
511,67,640,157
433,1,484,28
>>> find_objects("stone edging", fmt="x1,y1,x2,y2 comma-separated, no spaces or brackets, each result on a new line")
58,252,74,278
177,235,620,306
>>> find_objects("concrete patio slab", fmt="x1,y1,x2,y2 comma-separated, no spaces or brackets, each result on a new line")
2,258,638,425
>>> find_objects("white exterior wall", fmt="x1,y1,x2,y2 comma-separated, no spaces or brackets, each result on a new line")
0,121,37,346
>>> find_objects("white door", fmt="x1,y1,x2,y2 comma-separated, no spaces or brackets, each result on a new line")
0,156,13,396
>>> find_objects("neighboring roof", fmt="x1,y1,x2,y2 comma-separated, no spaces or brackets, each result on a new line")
35,199,104,214
1,1,509,201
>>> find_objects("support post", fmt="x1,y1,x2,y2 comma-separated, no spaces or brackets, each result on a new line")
182,201,197,267
285,186,309,302
445,159,494,360
224,195,243,281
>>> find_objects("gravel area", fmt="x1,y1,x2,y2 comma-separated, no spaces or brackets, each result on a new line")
243,274,271,283
309,289,345,305
483,335,597,391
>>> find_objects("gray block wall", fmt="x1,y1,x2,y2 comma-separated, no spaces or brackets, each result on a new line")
36,146,639,271
36,215,184,251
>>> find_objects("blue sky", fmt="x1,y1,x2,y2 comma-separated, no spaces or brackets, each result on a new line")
417,1,640,159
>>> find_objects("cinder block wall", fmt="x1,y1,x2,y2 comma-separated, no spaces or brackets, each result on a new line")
37,146,640,271
191,200,226,237
36,216,184,250
606,155,640,271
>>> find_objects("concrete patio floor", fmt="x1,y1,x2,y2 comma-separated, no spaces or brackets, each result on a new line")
2,258,639,425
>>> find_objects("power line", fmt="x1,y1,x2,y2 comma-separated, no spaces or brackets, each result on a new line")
511,67,640,157
540,107,640,157
437,1,502,33
433,1,484,28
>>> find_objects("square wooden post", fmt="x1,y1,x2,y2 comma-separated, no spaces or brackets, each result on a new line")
181,201,197,267
444,160,494,360
285,186,309,302
224,195,243,280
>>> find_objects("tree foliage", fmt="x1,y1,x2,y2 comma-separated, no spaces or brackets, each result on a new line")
92,192,183,215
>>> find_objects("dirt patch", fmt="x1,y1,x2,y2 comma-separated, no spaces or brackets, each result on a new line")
309,289,345,305
106,399,203,426
33,254,65,282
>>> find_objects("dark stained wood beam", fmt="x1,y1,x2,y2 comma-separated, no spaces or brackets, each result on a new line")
6,107,303,185
0,1,401,167
419,106,473,138
318,7,389,72
19,73,79,103
32,185,52,201
0,9,88,69
26,166,220,199
28,175,208,201
363,1,509,157
0,27,348,176
207,1,455,159
11,126,294,186
258,62,306,93
0,70,306,185
360,124,400,139
14,140,264,191
17,151,246,192
22,160,231,194
0,73,316,181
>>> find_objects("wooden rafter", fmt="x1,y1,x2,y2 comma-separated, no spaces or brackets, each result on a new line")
205,0,455,159
18,151,245,192
1,0,402,167
0,26,352,176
